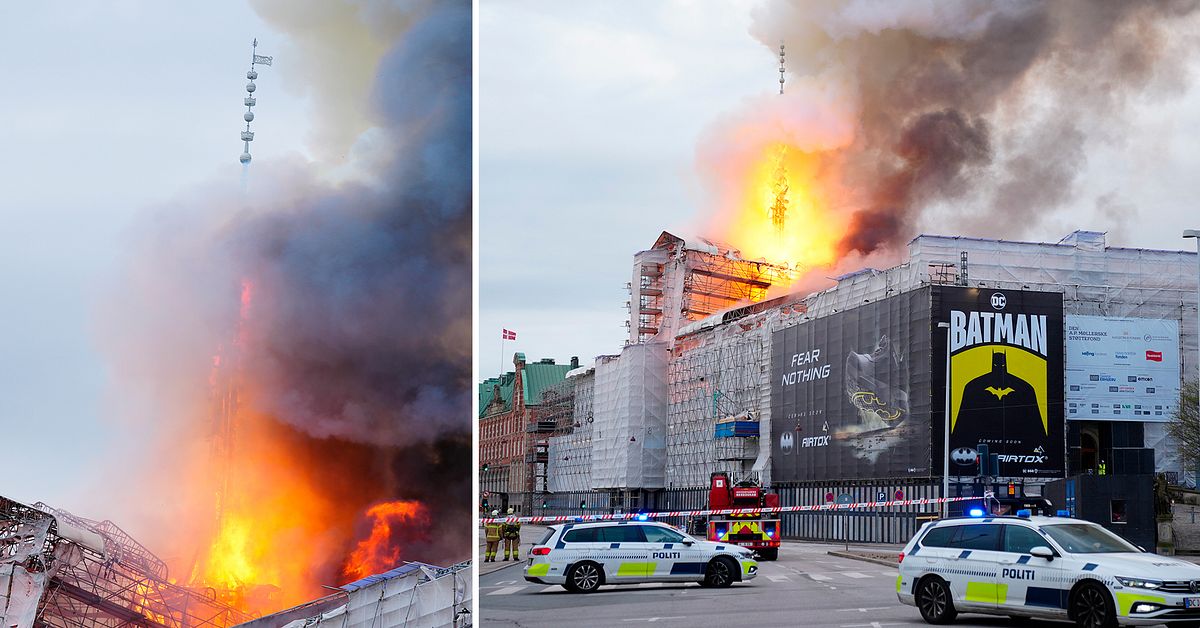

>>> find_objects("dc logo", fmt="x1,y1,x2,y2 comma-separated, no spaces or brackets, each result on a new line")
990,292,1006,310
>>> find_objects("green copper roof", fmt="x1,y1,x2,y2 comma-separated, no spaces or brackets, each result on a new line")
478,357,574,419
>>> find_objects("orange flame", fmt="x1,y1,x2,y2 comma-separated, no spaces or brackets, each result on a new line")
715,141,850,273
343,500,432,582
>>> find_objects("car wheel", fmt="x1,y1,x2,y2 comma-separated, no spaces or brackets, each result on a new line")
1071,582,1116,628
565,561,603,594
916,576,958,624
758,548,778,561
701,557,737,588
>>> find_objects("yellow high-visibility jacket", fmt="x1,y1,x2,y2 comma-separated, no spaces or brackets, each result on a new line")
485,521,503,542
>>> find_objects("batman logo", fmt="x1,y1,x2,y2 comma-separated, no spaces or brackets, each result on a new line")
985,386,1015,400
951,447,977,466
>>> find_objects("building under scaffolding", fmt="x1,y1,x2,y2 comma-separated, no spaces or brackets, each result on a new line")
0,495,250,628
522,230,1199,542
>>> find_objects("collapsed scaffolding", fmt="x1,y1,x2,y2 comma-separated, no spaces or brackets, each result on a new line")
1,495,251,628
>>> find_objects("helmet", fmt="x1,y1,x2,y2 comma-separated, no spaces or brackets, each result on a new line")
507,507,514,514
491,509,499,516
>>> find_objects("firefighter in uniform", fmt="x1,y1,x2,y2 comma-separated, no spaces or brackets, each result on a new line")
484,510,502,562
502,507,522,561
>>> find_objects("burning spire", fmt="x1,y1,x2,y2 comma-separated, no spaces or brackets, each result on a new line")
239,39,273,165
768,144,789,234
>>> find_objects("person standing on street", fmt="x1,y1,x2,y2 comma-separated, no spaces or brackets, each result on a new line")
502,507,522,561
484,510,502,562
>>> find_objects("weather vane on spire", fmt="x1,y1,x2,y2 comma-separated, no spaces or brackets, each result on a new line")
239,39,273,165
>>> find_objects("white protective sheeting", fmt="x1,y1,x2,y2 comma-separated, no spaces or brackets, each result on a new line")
0,564,44,628
591,343,669,489
280,563,470,628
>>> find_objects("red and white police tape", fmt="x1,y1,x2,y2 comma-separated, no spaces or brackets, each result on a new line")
480,495,975,524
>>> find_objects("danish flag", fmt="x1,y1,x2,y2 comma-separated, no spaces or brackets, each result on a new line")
502,329,517,341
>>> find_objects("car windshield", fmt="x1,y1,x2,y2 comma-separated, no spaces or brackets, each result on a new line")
1041,523,1139,554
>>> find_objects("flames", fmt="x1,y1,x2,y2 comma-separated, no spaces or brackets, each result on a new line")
714,141,851,274
343,500,432,582
179,279,430,618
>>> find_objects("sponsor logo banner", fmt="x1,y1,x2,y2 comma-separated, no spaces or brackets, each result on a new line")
1065,316,1179,422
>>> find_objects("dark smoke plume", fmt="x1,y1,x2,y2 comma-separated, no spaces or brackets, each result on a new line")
744,0,1200,256
95,0,471,595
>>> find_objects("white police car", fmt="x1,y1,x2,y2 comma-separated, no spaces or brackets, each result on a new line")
898,514,1200,627
523,519,758,593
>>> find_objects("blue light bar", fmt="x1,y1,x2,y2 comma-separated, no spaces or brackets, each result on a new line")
968,508,985,517
635,513,649,521
1056,509,1070,517
1016,509,1032,518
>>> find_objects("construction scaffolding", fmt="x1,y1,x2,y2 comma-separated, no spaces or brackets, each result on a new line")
627,232,795,345
545,368,595,493
1,495,251,628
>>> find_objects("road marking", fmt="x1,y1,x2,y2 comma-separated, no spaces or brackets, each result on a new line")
841,571,872,579
841,623,904,628
807,573,833,581
540,585,560,593
487,586,526,596
878,570,897,576
765,574,790,582
622,618,685,623
836,607,894,613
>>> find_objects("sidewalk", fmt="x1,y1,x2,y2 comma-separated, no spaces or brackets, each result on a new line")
477,524,549,576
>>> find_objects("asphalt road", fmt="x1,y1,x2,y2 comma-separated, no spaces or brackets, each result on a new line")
479,541,1054,628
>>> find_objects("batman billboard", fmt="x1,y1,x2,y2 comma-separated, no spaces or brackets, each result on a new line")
771,289,932,482
932,286,1065,478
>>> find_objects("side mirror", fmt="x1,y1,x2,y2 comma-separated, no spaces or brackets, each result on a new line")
1030,546,1055,561
682,539,694,546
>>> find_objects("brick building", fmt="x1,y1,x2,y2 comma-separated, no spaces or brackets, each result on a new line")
478,353,576,513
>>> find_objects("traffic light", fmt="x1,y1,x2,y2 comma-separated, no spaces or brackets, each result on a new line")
542,499,548,508
976,444,989,475
482,497,489,510
580,500,587,510
482,463,490,472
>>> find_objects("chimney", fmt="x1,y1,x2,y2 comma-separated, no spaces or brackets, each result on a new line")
570,356,579,368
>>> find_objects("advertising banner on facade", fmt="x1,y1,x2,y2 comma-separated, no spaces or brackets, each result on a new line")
1066,316,1180,422
770,289,932,482
932,287,1065,478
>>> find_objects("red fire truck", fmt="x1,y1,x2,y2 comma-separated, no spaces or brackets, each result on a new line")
704,472,781,561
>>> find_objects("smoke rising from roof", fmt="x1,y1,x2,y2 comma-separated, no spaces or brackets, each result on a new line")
702,0,1200,261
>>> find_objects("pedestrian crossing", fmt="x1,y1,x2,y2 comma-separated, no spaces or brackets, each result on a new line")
482,568,899,595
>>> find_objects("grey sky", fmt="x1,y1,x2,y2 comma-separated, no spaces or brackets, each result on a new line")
480,0,1200,378
0,2,309,509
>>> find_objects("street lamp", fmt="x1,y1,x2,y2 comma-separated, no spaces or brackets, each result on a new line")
1185,230,1200,485
938,321,952,517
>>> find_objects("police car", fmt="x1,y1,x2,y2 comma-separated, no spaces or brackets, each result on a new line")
523,520,758,593
898,514,1200,627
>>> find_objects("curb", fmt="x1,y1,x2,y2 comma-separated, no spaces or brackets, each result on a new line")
479,558,524,577
827,550,899,568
